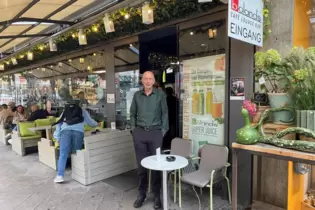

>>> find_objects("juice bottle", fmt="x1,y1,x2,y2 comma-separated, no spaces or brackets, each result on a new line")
192,90,199,114
198,90,204,115
206,88,213,115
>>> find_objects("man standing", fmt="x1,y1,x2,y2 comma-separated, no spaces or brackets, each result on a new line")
130,71,169,209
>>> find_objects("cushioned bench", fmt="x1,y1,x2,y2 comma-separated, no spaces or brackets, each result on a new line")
71,129,137,185
12,118,54,156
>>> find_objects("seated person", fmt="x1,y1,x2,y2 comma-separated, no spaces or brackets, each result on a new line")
0,102,15,127
27,103,47,122
12,105,28,127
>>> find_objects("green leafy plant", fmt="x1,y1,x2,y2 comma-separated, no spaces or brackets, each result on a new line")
283,47,315,110
254,49,287,93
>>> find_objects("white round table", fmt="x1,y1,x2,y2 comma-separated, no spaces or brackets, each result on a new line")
141,155,188,210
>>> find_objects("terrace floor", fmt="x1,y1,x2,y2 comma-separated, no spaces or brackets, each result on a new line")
0,144,283,210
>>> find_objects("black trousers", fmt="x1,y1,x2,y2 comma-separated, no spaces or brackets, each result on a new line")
133,127,163,196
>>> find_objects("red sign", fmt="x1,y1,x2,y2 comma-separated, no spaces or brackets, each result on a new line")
231,0,239,11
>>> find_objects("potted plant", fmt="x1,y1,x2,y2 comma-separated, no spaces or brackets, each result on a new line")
284,47,315,136
254,49,293,124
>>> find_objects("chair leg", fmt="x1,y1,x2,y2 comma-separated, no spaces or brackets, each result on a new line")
209,185,213,210
148,170,151,193
225,176,232,204
174,170,177,203
179,169,182,208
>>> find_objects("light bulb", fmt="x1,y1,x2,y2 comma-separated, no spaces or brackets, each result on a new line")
124,14,130,19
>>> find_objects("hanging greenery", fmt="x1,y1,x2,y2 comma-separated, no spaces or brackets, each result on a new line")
1,0,224,70
1,0,272,71
263,0,272,41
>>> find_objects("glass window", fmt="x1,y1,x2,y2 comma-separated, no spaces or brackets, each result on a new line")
179,19,226,154
114,43,140,128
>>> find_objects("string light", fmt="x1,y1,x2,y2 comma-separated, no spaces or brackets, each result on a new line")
19,54,25,59
124,13,130,19
0,64,4,71
72,33,76,38
68,59,72,62
39,46,44,51
87,66,92,71
79,58,85,64
93,53,97,56
92,25,98,32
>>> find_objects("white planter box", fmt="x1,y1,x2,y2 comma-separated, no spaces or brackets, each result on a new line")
71,129,137,185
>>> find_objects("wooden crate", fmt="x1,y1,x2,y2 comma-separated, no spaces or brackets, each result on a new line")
302,201,315,210
253,123,296,208
71,129,137,185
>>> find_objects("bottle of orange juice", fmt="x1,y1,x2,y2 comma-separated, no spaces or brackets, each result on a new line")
206,88,213,115
198,90,204,115
192,90,199,114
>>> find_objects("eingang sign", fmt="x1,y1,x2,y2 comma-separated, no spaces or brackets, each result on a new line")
228,0,264,47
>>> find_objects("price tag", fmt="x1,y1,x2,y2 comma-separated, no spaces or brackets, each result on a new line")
259,76,266,85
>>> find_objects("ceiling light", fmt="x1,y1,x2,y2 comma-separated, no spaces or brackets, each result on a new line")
124,14,130,19
190,32,194,35
12,21,54,25
93,70,106,74
103,13,115,33
93,53,97,56
79,58,85,64
68,59,72,62
27,52,33,60
0,64,4,71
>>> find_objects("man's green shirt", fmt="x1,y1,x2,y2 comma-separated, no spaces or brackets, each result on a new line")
130,88,169,135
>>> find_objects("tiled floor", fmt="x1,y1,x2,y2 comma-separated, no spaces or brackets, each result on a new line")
0,143,276,210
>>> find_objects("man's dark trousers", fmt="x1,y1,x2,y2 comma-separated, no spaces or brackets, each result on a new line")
133,127,163,196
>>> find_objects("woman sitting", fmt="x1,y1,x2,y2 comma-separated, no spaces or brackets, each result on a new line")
12,105,28,127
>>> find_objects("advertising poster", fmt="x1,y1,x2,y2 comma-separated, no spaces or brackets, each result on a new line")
230,77,245,100
182,55,226,155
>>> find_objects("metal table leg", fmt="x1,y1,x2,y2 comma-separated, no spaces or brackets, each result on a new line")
163,170,168,210
232,149,238,210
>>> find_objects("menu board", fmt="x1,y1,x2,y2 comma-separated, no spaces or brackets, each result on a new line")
182,55,226,155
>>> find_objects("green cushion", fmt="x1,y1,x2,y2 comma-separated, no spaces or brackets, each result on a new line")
18,122,39,137
35,118,52,127
47,116,56,124
84,124,94,131
21,135,41,140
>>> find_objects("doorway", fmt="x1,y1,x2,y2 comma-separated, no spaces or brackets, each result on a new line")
139,26,180,148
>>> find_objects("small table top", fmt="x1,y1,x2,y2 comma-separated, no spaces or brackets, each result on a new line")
232,143,315,163
29,125,52,132
141,155,188,171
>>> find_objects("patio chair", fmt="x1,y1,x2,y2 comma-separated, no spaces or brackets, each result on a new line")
180,144,231,210
148,138,193,207
11,122,41,156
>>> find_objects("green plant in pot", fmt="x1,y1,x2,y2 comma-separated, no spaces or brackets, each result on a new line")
284,47,315,131
254,49,293,124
